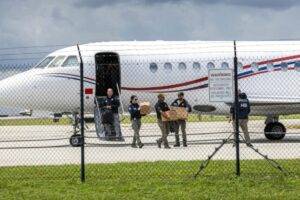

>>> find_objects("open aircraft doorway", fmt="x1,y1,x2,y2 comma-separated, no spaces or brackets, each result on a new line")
94,52,123,142
95,52,121,97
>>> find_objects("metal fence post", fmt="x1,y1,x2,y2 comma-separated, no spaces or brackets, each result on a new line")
233,40,241,176
77,44,85,182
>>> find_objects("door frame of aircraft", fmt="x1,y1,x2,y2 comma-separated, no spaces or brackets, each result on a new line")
95,52,121,97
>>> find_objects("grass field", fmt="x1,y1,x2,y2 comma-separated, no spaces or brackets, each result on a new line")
1,114,300,130
0,160,299,199
0,114,228,126
0,114,294,126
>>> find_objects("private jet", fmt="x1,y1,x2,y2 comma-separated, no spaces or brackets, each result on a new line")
1,41,300,141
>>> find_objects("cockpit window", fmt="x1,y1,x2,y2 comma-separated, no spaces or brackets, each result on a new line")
35,56,55,68
48,56,66,68
62,56,79,67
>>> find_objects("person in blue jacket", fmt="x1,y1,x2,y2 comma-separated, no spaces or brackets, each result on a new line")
100,88,123,141
128,95,144,148
230,90,252,146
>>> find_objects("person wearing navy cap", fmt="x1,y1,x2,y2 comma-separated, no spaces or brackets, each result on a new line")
230,90,252,146
128,95,144,148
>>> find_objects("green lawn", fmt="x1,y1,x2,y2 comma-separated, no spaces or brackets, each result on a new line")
0,117,73,126
0,114,227,126
1,114,300,127
0,160,299,199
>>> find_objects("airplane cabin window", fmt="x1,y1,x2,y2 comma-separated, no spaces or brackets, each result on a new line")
281,62,288,72
267,63,273,71
149,63,158,73
295,61,300,72
221,62,229,69
178,62,187,70
193,62,201,70
164,62,172,71
62,56,79,67
48,56,66,68
35,56,55,68
206,62,215,69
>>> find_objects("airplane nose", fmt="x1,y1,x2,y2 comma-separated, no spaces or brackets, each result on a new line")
0,77,18,108
0,74,31,109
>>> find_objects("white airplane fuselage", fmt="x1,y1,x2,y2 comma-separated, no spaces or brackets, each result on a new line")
1,41,300,117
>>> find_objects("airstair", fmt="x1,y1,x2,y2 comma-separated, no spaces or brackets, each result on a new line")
94,97,105,139
94,96,123,141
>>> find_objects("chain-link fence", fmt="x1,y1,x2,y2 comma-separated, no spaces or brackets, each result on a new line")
0,41,299,182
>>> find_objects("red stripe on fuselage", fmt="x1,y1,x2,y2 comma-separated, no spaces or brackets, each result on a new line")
42,54,300,92
122,77,208,91
243,54,300,70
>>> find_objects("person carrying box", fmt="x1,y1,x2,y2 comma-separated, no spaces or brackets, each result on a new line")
171,92,192,147
128,95,144,148
155,94,171,149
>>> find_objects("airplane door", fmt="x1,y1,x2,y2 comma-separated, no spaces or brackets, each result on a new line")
95,52,121,97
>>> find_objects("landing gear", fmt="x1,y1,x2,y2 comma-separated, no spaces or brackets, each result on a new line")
264,116,286,140
69,134,83,147
68,112,85,147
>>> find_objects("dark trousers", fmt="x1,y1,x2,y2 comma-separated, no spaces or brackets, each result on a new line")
174,120,187,145
132,118,142,145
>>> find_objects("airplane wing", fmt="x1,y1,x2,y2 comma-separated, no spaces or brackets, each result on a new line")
247,95,300,106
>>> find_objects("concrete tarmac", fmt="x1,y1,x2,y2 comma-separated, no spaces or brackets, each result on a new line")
0,120,299,166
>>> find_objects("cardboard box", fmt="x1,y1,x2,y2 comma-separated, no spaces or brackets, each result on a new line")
162,110,177,121
140,102,151,115
170,106,188,120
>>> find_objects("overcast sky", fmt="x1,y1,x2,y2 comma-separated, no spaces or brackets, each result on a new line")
0,0,300,113
1,0,300,49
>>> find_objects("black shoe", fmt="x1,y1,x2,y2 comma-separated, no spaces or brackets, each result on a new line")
183,143,187,147
173,143,180,147
138,143,144,148
164,146,171,149
156,140,161,148
131,144,137,148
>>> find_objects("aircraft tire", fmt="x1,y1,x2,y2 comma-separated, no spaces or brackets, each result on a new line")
70,134,84,147
264,122,286,140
